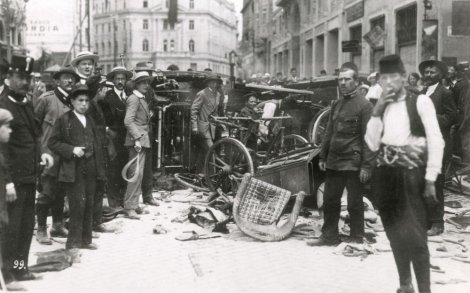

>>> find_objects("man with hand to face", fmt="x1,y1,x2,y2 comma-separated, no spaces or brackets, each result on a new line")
419,60,457,236
307,62,374,246
0,56,54,283
34,65,80,245
365,55,444,293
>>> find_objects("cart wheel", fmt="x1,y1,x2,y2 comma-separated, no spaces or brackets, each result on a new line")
174,173,210,192
280,134,309,152
204,137,254,195
308,108,330,147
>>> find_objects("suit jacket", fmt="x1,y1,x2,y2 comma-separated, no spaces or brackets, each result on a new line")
423,83,458,139
190,87,223,139
0,94,41,184
99,89,127,146
124,91,151,148
34,89,72,177
48,111,106,182
449,77,469,124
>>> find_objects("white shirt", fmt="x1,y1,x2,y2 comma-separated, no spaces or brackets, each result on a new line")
425,82,439,96
365,84,383,101
114,88,126,101
0,85,4,96
73,110,87,127
365,94,444,181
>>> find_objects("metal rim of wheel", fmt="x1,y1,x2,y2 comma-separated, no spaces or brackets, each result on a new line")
309,108,330,147
280,134,309,151
204,137,254,194
173,173,210,192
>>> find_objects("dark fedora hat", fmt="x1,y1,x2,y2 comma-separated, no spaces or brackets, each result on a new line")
134,61,155,72
106,66,133,80
53,65,80,81
69,84,90,99
204,75,222,85
419,59,448,76
379,54,406,74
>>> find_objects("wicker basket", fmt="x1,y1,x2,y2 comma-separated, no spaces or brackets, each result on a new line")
233,173,305,241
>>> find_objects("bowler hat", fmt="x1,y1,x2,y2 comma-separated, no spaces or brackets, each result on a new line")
53,65,80,81
379,55,406,74
419,60,448,76
69,84,90,99
134,61,155,72
9,56,34,74
71,51,99,67
133,71,150,84
106,66,133,80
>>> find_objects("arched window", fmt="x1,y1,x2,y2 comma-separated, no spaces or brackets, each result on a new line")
0,21,4,41
170,39,175,51
163,39,168,52
189,40,195,53
143,39,149,52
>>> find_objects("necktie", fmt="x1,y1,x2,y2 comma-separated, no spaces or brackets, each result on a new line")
120,91,124,101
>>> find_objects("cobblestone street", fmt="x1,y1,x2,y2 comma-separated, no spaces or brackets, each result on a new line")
15,189,470,293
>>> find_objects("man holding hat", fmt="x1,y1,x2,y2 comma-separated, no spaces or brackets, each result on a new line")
191,75,224,173
71,51,99,84
123,71,156,219
100,66,133,208
366,55,444,293
365,72,383,104
0,56,54,282
34,65,80,244
419,59,458,236
307,62,374,246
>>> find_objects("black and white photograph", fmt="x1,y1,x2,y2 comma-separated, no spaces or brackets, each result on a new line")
0,0,470,292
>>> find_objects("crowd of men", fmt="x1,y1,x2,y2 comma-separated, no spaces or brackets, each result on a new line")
0,48,469,293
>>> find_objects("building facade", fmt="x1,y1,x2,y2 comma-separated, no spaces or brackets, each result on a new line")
0,1,28,61
93,0,238,74
241,0,470,79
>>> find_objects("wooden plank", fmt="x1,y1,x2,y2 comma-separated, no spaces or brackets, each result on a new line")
245,83,314,95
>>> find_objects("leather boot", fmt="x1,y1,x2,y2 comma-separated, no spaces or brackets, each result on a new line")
50,222,69,238
36,204,52,245
427,223,444,236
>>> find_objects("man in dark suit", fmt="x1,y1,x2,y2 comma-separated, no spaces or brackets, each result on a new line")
0,56,54,282
99,66,133,208
419,60,458,236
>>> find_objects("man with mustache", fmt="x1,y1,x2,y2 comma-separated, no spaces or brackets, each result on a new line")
34,65,80,245
0,56,54,283
418,60,458,236
307,62,374,246
71,51,99,84
99,66,133,208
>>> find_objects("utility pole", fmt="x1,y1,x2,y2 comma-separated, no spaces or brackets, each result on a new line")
87,0,91,51
79,0,83,51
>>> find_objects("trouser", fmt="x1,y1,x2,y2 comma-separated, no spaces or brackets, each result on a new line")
141,146,154,203
1,183,36,275
93,180,105,227
106,148,128,208
194,133,213,174
374,166,430,293
321,169,364,240
124,148,149,210
36,174,66,227
65,157,96,249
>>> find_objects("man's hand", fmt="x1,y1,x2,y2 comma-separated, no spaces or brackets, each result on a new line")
319,160,326,171
423,180,438,206
134,140,142,153
359,169,371,183
40,153,54,169
191,129,198,136
372,87,395,117
6,184,17,202
73,147,85,158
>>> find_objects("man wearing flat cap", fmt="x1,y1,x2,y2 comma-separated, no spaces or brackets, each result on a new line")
34,65,80,245
0,56,54,282
71,51,99,84
99,66,133,208
365,54,444,293
419,59,457,236
307,62,374,247
191,75,224,173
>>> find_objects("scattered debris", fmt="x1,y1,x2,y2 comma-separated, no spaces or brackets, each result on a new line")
175,231,221,241
445,201,463,209
29,249,74,272
152,225,169,234
436,245,448,252
188,253,204,277
434,278,467,285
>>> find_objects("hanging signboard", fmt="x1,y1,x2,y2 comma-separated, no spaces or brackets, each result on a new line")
363,26,386,49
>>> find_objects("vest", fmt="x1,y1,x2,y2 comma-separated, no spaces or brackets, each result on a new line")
69,116,95,158
405,91,426,138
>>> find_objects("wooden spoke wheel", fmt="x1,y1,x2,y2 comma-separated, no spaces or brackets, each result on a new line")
308,108,330,147
204,138,254,195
